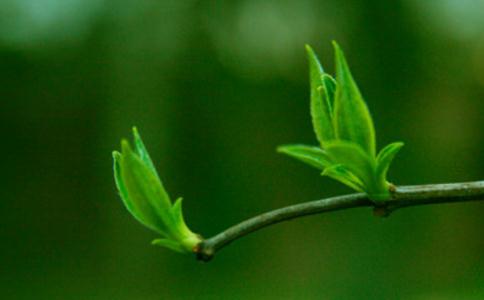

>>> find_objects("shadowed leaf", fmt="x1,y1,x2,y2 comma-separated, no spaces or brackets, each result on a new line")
321,164,366,192
325,140,376,191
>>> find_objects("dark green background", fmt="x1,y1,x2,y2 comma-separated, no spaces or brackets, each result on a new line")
1,1,483,299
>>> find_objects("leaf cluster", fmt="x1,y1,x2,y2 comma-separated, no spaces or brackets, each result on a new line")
278,42,403,201
113,128,201,252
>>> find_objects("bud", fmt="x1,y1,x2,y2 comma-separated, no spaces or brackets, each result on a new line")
113,127,201,253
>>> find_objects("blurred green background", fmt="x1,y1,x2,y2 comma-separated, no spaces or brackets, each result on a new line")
1,0,483,299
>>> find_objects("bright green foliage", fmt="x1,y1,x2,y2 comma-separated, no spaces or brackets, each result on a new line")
332,42,376,157
306,45,334,145
277,144,331,170
278,42,403,202
113,127,201,253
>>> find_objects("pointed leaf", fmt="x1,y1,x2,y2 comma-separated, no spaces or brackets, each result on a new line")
306,45,335,146
120,140,174,236
277,144,332,170
322,164,366,192
113,151,159,231
376,142,404,183
332,41,376,156
132,127,159,176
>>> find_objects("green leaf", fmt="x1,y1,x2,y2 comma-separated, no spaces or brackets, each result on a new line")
171,197,191,235
152,238,185,253
322,74,337,109
332,41,376,156
120,140,174,236
277,144,332,170
113,151,157,231
306,44,335,146
113,129,202,253
324,140,376,191
376,142,404,184
113,151,131,211
132,126,159,176
321,164,365,192
277,42,402,202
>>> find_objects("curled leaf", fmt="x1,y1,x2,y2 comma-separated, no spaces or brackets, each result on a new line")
376,142,404,185
113,150,152,230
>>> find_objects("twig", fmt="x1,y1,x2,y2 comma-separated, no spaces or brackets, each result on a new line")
194,181,484,261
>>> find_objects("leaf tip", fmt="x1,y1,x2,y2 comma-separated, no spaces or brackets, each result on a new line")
132,126,139,137
276,145,289,153
121,139,131,153
305,43,314,54
331,40,340,51
172,196,183,209
151,239,163,246
332,41,346,67
112,150,122,161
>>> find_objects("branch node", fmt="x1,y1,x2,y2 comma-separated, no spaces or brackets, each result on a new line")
373,205,391,217
389,183,397,193
194,243,214,262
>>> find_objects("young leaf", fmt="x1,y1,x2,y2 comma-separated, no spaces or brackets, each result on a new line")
132,126,159,176
113,151,158,232
113,129,202,253
278,42,403,202
321,164,366,192
277,144,332,170
120,140,174,235
322,74,337,109
376,142,404,184
324,140,376,191
171,197,191,235
306,45,335,146
332,41,376,156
